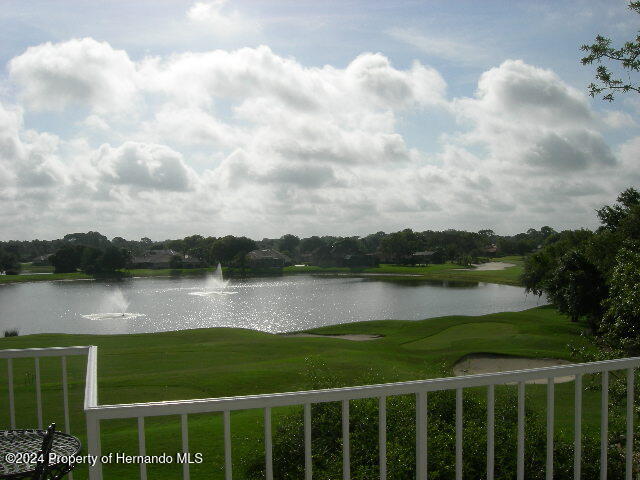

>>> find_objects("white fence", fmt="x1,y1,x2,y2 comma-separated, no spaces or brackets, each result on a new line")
2,346,639,480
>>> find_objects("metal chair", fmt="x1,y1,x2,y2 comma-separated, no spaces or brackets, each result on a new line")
32,423,56,480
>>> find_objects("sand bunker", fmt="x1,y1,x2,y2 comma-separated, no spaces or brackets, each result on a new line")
284,333,382,341
455,262,516,271
453,353,574,384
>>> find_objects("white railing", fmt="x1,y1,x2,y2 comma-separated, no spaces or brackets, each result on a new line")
1,345,94,480
2,346,639,480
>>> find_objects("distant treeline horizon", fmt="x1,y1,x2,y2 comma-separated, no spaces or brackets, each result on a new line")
1,226,561,265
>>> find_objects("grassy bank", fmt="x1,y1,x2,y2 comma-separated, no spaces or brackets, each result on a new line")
0,306,601,479
284,256,525,286
2,257,524,286
0,266,219,284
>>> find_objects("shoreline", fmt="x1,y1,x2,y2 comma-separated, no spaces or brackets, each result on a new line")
0,259,524,287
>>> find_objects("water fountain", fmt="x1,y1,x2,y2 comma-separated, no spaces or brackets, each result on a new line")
82,288,145,320
190,263,237,296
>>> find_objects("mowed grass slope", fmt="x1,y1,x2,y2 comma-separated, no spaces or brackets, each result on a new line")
284,256,525,286
2,256,525,286
0,306,596,479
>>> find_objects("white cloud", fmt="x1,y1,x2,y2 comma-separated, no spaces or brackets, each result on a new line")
387,27,489,64
1,38,636,239
96,142,197,192
186,1,261,38
452,60,615,172
9,38,138,114
602,110,637,129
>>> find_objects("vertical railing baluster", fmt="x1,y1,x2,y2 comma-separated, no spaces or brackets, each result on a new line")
518,381,525,480
224,410,232,480
35,357,42,429
61,356,73,480
138,417,147,480
487,384,494,480
626,368,634,480
546,377,555,480
342,400,350,480
574,373,583,480
181,414,190,480
86,413,103,480
264,407,273,480
62,357,70,433
416,392,427,480
456,388,463,480
379,396,387,480
600,371,609,480
8,358,15,429
304,403,312,480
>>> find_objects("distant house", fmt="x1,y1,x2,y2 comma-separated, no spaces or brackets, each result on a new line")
245,249,292,268
130,250,204,269
484,244,499,255
341,253,379,268
32,253,54,266
411,251,436,265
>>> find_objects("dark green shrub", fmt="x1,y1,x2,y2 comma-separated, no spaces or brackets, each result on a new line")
242,367,628,479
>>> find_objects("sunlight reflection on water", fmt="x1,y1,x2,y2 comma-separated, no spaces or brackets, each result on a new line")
0,275,546,335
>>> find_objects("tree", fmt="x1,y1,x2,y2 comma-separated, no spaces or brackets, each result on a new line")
169,255,184,269
0,248,20,274
299,236,326,253
80,246,102,274
209,236,256,265
99,246,130,272
50,245,83,273
581,2,640,101
596,187,640,236
600,242,640,352
546,250,607,327
278,234,300,256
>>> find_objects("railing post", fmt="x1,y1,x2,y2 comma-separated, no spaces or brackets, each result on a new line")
416,391,427,480
626,368,634,480
86,412,103,480
487,384,494,480
35,357,42,429
342,399,350,480
517,381,525,480
456,388,463,480
546,377,555,480
7,358,15,429
574,373,583,480
264,407,273,480
379,396,387,480
600,371,608,480
304,403,312,480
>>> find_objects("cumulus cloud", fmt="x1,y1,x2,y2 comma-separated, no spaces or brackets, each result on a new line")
186,1,260,38
9,38,138,114
1,38,635,239
602,110,637,129
96,142,196,191
453,60,615,172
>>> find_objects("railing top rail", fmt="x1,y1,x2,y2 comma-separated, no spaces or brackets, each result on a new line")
84,346,99,409
0,345,91,359
87,356,640,420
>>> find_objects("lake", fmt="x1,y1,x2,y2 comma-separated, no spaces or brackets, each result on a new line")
0,275,547,335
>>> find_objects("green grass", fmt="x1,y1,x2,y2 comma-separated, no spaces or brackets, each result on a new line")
2,257,525,286
19,262,54,273
0,267,219,284
0,306,604,479
284,256,525,286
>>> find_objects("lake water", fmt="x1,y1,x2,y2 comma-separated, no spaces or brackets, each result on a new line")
0,275,547,335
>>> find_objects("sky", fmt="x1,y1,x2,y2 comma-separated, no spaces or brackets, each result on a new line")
1,0,639,241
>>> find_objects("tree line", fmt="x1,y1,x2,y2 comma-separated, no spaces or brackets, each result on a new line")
523,187,640,352
0,225,559,275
